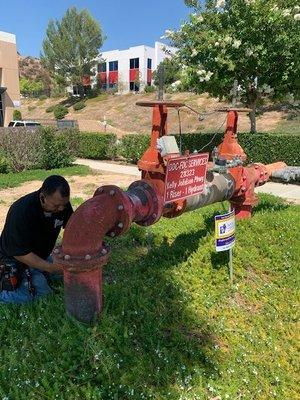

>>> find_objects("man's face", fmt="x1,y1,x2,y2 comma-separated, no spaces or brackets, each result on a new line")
40,190,69,213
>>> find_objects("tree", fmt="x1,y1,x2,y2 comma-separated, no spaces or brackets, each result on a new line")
19,77,44,97
41,7,104,96
153,58,182,88
168,0,300,132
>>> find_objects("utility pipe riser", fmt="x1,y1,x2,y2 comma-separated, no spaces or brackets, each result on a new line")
64,268,103,324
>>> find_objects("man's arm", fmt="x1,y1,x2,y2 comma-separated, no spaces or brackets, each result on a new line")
15,252,63,274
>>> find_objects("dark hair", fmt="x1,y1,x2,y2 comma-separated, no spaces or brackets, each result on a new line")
41,175,70,198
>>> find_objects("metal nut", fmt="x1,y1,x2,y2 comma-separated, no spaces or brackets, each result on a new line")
152,213,157,218
118,204,124,211
110,232,116,237
109,190,116,196
85,254,91,260
64,255,71,261
101,248,107,255
117,222,124,228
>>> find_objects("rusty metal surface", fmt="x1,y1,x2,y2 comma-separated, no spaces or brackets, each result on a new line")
64,268,103,324
217,110,247,162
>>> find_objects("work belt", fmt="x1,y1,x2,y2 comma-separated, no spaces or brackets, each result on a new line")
0,264,36,296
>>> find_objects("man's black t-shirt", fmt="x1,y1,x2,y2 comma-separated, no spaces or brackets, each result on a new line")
0,190,73,263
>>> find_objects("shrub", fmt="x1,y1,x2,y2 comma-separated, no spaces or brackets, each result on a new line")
46,105,55,113
0,128,43,172
144,85,156,93
54,105,69,120
77,132,117,160
118,134,150,163
28,106,36,111
13,109,22,120
0,127,78,172
39,127,78,169
39,94,48,101
0,151,10,173
73,101,86,111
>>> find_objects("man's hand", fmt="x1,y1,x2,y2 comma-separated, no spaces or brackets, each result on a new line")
48,263,64,274
15,252,63,274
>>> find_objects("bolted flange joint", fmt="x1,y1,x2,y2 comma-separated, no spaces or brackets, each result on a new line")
127,179,164,226
53,243,111,273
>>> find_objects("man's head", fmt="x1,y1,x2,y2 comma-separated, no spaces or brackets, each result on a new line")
40,175,70,213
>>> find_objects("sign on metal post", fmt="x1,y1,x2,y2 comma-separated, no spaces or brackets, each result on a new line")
215,210,235,252
215,209,236,283
164,153,209,203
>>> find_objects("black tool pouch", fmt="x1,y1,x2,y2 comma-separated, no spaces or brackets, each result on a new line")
0,264,22,291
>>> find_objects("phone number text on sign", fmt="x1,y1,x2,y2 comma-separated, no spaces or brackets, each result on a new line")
164,153,209,203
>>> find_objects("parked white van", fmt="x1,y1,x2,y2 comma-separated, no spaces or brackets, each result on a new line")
8,120,41,127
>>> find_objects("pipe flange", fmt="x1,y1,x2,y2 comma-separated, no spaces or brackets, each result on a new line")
93,185,133,237
128,179,163,226
53,243,110,272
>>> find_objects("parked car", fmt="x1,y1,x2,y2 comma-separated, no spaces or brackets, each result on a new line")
8,120,41,127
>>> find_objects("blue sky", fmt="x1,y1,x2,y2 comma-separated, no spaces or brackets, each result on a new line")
0,0,191,57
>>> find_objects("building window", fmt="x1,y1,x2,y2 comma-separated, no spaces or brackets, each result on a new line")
109,61,118,71
130,82,139,92
129,58,139,69
98,62,107,73
147,58,152,69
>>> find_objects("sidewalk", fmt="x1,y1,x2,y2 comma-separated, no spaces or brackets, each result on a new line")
76,159,300,203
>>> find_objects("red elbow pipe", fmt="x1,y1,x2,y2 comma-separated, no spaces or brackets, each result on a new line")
54,181,163,323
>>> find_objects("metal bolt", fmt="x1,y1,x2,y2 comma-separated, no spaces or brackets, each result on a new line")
53,248,60,254
101,248,107,255
85,254,91,260
109,189,116,196
117,222,124,229
118,204,124,211
110,232,116,237
64,255,71,261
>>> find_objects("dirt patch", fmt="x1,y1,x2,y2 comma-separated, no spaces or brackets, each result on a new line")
0,172,137,230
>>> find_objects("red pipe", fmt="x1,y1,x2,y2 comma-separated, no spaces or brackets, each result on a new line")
54,103,288,323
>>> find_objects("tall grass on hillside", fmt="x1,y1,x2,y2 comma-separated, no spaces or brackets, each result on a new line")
0,194,299,400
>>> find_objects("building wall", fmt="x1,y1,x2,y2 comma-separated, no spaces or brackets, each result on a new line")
97,42,177,93
0,31,20,126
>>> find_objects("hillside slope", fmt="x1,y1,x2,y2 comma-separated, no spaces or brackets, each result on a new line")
20,92,297,136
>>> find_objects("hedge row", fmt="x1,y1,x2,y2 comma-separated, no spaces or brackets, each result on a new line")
77,132,117,160
119,132,300,166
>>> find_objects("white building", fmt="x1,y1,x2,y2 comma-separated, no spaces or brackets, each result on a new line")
96,41,177,93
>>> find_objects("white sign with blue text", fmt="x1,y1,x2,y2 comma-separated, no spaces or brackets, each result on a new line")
215,210,236,252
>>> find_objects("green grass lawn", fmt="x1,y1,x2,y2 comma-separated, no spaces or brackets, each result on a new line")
0,165,91,189
0,194,299,400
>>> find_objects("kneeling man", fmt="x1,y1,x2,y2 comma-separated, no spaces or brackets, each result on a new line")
0,175,73,303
